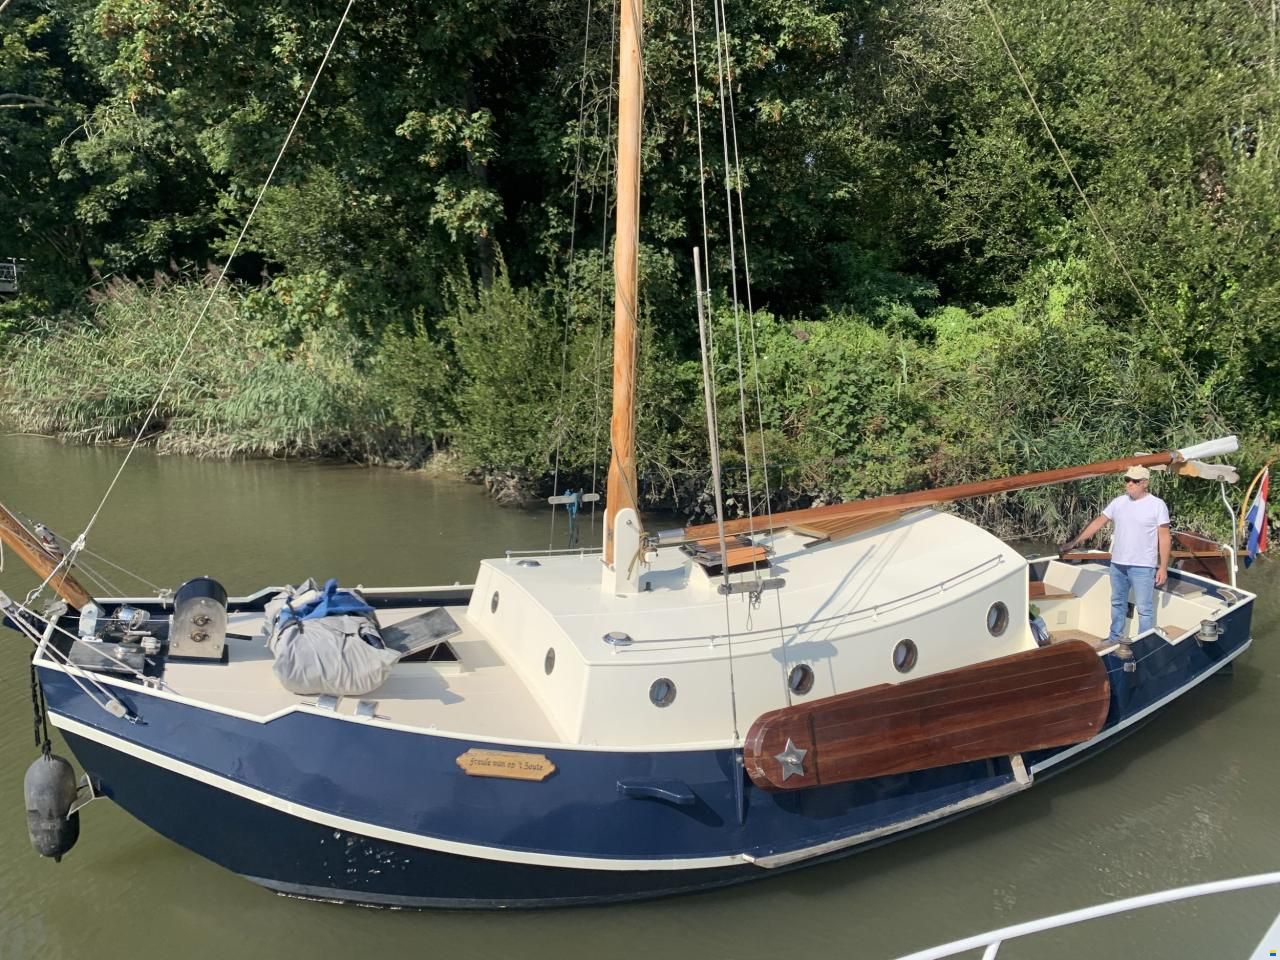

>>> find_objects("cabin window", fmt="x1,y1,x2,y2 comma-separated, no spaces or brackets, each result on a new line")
544,647,556,675
892,639,918,673
490,591,500,614
987,602,1009,636
788,664,815,695
649,678,677,707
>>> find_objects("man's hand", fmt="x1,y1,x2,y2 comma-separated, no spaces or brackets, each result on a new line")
1057,542,1076,557
1155,566,1168,587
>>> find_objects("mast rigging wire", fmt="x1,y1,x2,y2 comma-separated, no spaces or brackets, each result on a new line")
978,0,1223,430
587,0,621,539
703,0,792,707
694,0,790,737
29,0,358,605
548,0,601,550
712,0,790,702
709,0,757,540
689,0,724,545
8,505,166,594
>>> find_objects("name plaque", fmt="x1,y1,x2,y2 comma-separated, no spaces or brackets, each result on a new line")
456,748,557,781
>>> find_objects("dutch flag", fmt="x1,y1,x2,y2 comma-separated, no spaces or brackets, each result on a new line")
1244,467,1270,567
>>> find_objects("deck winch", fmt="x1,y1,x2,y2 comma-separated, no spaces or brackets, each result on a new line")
170,577,228,660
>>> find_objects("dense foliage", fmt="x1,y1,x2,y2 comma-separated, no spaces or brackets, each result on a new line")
2,0,1277,537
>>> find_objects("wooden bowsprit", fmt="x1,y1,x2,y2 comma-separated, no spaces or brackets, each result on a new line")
0,501,92,609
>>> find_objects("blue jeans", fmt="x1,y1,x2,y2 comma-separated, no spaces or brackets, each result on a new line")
1109,563,1156,642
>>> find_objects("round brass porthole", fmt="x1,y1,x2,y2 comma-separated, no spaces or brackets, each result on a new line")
892,639,918,674
490,591,499,614
649,678,676,708
987,601,1009,637
788,663,815,695
544,647,555,675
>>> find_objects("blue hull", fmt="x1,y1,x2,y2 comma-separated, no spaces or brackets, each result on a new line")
32,585,1253,908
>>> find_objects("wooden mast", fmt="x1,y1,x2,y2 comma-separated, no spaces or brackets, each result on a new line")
0,502,93,609
604,0,642,567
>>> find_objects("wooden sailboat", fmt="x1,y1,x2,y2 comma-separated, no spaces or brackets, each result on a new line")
0,0,1259,908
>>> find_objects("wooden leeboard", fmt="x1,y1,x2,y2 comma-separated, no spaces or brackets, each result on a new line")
743,640,1110,791
456,748,557,781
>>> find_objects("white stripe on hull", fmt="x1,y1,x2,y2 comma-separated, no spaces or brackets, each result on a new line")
49,714,747,872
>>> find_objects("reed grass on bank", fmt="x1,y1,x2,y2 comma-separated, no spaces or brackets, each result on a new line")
0,275,1264,544
0,279,437,464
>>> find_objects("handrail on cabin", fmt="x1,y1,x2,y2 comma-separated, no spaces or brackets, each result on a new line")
612,553,1005,648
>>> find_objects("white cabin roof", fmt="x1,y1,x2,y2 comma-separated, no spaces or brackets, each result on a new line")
475,509,1024,665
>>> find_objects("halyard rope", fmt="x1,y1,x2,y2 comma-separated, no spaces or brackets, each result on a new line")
549,0,600,550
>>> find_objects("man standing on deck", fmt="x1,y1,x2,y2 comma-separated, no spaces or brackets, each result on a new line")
1059,465,1171,644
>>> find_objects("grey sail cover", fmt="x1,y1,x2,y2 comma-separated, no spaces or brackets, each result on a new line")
263,586,400,696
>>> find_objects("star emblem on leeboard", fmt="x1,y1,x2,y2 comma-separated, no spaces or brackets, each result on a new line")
774,738,808,781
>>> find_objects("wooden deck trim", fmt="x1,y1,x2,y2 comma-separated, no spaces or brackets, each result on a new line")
684,536,771,574
796,510,904,546
1029,581,1075,601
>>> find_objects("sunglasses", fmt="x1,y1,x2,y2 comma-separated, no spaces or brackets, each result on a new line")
1125,477,1145,484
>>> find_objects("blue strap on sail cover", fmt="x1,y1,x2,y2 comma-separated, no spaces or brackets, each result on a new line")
277,578,374,627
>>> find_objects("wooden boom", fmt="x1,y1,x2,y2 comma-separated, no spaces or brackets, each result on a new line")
0,501,93,609
686,445,1211,541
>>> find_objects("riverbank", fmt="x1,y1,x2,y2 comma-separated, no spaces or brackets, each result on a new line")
2,276,1270,544
2,419,1261,553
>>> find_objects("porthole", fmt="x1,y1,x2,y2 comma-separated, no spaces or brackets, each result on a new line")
490,591,499,614
892,639,918,674
787,663,815,695
986,601,1009,637
544,647,556,675
649,678,677,708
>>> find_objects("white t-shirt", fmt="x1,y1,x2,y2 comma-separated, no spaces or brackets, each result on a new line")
1103,493,1170,567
